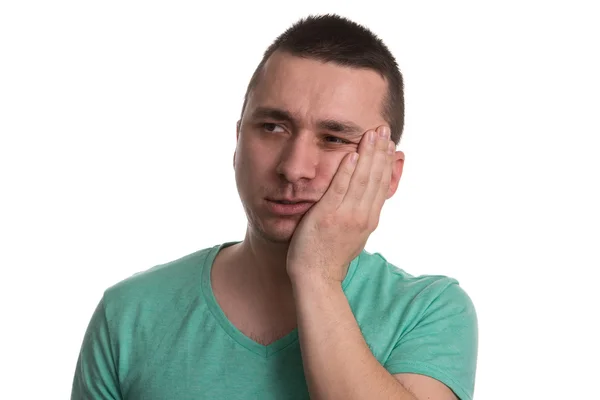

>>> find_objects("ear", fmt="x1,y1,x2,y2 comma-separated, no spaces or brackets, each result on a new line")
387,150,405,199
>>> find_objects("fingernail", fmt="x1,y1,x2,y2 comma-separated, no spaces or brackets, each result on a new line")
379,127,388,138
351,152,359,164
369,131,376,144
388,141,395,154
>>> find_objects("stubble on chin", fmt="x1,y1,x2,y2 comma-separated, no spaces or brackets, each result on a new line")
254,217,298,243
246,209,301,244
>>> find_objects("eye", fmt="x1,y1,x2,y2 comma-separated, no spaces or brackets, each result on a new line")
324,136,351,145
262,123,285,133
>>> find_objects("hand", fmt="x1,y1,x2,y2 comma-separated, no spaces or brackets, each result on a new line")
286,125,396,286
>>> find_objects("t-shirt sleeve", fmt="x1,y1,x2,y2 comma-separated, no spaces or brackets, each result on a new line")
383,281,478,400
71,296,123,400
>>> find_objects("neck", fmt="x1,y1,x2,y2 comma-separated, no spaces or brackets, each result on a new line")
232,229,294,295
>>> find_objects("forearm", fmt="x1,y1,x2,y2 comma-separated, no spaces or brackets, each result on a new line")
292,277,417,400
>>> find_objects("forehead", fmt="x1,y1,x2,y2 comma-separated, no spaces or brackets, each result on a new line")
246,51,388,129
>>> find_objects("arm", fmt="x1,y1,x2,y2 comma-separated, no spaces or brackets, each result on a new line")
292,277,458,400
286,126,474,399
71,297,122,400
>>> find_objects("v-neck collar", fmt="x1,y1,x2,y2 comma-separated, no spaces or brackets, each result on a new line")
200,241,360,358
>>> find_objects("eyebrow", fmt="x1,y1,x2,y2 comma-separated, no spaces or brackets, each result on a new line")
250,107,365,138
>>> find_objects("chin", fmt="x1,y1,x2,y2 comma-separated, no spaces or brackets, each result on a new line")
251,217,298,244
241,199,304,243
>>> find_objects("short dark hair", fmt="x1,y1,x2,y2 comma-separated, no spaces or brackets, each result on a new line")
239,14,405,144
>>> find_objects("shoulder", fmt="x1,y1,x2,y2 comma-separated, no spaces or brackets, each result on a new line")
352,249,477,325
100,244,219,311
353,250,478,399
355,249,468,292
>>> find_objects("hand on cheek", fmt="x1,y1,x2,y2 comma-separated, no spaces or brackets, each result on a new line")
286,125,395,285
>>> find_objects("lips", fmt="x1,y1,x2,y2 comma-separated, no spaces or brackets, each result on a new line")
265,198,315,216
270,199,310,204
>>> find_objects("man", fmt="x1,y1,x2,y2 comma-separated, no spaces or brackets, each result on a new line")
71,14,478,400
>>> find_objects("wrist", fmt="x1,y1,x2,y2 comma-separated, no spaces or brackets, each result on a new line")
290,271,342,294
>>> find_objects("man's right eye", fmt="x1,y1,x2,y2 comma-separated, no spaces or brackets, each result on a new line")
262,123,285,133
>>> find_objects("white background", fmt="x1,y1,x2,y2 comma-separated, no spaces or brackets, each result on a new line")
1,1,599,399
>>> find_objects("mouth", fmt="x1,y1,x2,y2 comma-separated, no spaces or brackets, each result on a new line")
270,200,307,204
265,198,315,215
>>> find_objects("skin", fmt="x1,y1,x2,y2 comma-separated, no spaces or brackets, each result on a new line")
213,50,458,399
227,50,403,288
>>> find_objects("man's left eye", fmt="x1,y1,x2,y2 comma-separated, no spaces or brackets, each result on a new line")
325,136,350,144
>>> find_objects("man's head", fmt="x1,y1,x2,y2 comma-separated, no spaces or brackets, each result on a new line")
234,14,405,243
240,14,405,145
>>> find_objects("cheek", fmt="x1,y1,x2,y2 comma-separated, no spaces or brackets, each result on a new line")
317,153,349,182
236,139,275,177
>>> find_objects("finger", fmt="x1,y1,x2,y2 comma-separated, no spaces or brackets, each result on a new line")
319,151,360,209
361,126,393,210
342,129,377,204
371,139,395,214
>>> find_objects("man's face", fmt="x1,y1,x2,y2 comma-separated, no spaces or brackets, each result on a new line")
234,51,393,243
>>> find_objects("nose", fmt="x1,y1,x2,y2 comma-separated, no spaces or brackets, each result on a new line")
275,133,318,183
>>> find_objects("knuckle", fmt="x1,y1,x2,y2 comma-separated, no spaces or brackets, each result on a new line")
356,216,369,231
342,219,353,231
358,175,369,188
369,217,380,231
381,176,390,188
372,174,383,185
333,182,346,196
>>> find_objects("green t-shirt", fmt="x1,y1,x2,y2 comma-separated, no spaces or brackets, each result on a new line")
71,242,478,399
